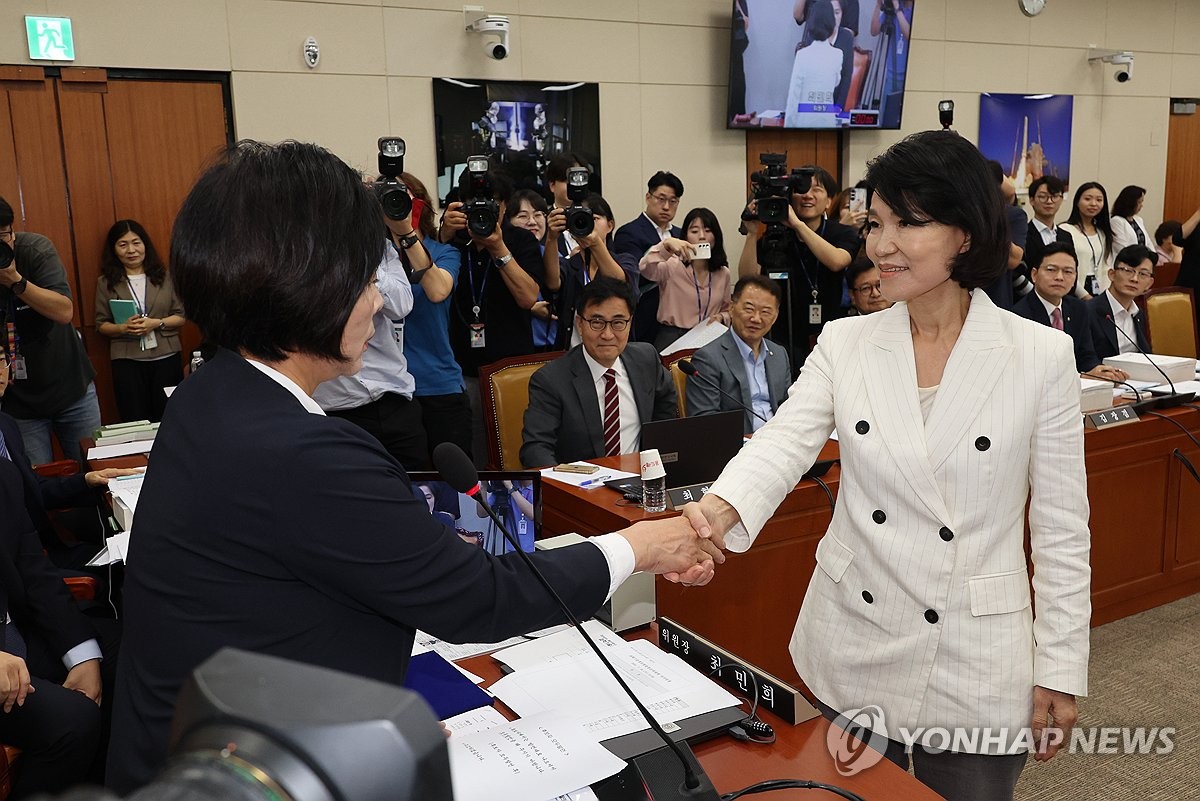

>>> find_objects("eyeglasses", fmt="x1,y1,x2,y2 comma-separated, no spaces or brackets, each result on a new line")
582,317,630,332
512,210,545,222
649,193,680,208
1113,264,1154,280
1032,193,1064,202
852,282,882,294
0,229,13,242
1037,265,1077,278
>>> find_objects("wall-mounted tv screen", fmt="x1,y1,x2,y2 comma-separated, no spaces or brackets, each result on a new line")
728,0,916,131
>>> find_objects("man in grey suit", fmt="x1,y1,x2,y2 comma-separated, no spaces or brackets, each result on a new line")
521,277,677,468
687,275,791,434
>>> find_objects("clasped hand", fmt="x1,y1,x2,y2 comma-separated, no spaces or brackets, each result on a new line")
620,495,739,586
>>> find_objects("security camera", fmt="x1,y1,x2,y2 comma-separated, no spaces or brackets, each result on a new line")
1087,48,1134,84
465,10,510,61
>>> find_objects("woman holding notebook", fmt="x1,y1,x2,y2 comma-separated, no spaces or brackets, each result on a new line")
94,220,186,422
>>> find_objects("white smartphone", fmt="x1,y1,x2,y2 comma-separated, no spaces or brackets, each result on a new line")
693,242,712,259
849,187,867,214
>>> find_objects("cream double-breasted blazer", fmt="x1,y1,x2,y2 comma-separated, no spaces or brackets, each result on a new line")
709,290,1091,753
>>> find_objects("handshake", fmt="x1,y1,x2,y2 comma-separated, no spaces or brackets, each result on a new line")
617,495,739,587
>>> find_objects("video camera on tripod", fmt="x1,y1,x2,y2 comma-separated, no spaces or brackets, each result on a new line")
743,153,815,269
374,137,412,221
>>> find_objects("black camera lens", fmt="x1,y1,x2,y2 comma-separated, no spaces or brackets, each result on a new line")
0,240,11,270
565,206,594,238
375,180,413,221
466,200,500,237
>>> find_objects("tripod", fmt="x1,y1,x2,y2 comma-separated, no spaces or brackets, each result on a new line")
859,11,896,116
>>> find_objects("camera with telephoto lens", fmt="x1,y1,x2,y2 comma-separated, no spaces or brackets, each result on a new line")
0,240,12,270
564,166,594,238
463,155,500,237
374,137,412,221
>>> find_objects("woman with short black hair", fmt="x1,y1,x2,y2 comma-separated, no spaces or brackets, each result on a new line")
684,130,1091,801
106,140,722,794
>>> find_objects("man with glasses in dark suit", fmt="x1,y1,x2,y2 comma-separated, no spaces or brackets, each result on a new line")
614,171,685,345
1087,244,1156,361
521,277,676,468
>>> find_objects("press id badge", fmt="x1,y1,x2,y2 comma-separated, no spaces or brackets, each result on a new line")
469,323,487,349
140,332,158,351
391,320,404,345
808,304,823,324
11,356,27,380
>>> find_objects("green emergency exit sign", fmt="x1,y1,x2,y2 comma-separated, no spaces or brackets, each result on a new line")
25,16,75,61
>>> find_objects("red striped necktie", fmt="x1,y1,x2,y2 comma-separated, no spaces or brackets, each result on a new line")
603,368,621,456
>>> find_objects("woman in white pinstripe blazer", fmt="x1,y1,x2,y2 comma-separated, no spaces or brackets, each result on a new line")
685,131,1091,801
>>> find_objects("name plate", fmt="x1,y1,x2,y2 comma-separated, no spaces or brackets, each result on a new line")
1085,406,1140,429
666,483,713,509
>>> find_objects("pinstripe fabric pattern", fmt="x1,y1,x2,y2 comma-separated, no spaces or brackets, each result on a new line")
708,291,1091,753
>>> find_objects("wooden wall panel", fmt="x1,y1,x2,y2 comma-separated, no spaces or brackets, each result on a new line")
104,80,229,256
744,129,843,191
1165,111,1200,225
2,80,77,319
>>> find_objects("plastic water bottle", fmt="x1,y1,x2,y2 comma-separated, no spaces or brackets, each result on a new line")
640,449,667,513
188,351,205,376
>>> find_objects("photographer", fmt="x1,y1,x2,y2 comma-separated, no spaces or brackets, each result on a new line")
0,199,101,466
312,176,429,470
440,164,545,466
544,192,638,349
870,0,914,129
737,165,859,365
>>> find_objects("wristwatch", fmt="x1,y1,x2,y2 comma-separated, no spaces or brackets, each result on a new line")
10,277,27,296
495,254,513,268
157,320,167,332
398,232,420,250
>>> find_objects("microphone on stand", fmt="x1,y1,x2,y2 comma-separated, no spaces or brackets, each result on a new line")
678,360,770,425
1104,314,1194,409
432,443,720,801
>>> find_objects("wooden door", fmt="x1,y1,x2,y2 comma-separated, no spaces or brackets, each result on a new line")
0,67,230,424
1165,108,1200,225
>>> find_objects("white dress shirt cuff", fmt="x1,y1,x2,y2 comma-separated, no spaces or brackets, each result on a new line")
63,639,103,671
589,533,636,601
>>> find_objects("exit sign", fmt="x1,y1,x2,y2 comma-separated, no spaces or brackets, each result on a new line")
25,16,75,61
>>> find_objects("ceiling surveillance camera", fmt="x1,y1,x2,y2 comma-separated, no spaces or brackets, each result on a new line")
482,36,508,60
465,10,510,60
1087,48,1134,84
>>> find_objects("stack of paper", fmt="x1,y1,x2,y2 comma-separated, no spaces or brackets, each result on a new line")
108,472,146,532
1103,353,1196,384
1080,378,1113,413
92,420,159,447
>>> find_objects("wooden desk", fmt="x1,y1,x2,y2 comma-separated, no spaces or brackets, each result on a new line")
541,407,1200,687
458,628,943,801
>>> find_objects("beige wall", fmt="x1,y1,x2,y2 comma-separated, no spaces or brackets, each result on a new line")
3,0,1199,234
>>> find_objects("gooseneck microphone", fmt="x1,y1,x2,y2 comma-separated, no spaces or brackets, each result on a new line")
432,442,719,801
1104,314,1194,409
678,359,770,425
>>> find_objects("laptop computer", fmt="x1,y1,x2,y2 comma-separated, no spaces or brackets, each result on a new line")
604,410,745,497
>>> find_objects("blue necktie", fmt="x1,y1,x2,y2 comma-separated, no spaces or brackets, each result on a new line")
0,428,9,462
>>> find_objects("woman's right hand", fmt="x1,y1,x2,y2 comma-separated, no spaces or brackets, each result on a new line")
545,208,566,241
661,237,696,261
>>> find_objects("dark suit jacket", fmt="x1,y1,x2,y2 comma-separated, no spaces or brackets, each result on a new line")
1086,292,1150,361
107,350,611,794
0,413,96,553
520,343,678,468
1024,221,1075,275
0,457,95,663
613,215,679,264
1010,292,1101,373
686,330,792,434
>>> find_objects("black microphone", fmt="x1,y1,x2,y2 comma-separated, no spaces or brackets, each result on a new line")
678,359,770,425
432,443,719,801
1104,314,1194,409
